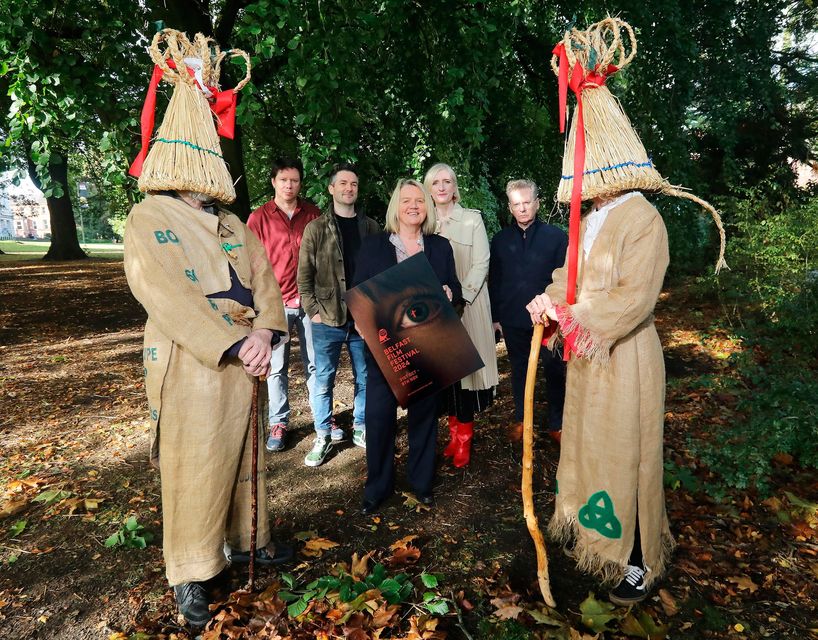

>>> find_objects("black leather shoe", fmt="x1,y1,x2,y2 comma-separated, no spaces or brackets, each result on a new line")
417,493,434,507
227,542,294,566
361,498,382,515
174,581,210,628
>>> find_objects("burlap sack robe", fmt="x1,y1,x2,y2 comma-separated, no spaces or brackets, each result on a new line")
546,194,674,589
124,194,287,586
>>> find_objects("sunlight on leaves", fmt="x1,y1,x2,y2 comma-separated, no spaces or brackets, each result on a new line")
579,592,621,633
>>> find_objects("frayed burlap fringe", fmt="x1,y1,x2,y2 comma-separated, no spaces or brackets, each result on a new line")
557,305,613,367
548,513,675,591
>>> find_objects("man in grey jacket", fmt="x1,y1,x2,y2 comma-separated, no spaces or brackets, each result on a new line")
298,163,381,466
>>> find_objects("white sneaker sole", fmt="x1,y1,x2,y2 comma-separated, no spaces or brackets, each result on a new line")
608,590,648,607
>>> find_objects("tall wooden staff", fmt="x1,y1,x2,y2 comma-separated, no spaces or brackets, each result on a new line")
247,376,261,591
522,320,556,606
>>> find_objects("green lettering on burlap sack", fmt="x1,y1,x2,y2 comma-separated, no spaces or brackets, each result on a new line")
578,490,622,539
185,269,198,282
154,230,179,244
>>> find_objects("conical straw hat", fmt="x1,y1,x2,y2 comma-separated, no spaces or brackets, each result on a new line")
136,29,251,204
551,17,726,272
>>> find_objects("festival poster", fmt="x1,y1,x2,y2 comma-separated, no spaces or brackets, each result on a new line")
344,253,484,408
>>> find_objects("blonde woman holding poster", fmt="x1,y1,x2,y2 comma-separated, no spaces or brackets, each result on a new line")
352,179,462,515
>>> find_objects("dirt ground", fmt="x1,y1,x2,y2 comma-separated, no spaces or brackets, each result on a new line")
0,259,816,639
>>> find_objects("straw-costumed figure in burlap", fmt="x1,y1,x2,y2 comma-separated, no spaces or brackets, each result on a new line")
131,28,252,203
524,17,724,606
123,29,291,629
551,17,727,279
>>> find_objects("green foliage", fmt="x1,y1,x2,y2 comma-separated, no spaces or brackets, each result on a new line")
277,564,449,620
8,519,26,537
1,0,816,260
477,618,534,640
279,563,412,613
104,516,154,549
687,184,818,496
663,460,701,493
32,488,72,505
579,592,619,633
692,358,818,497
620,609,669,638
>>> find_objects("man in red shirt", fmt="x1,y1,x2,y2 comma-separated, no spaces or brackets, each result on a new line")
248,158,320,452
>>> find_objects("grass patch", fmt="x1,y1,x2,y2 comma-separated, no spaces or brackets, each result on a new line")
0,240,123,260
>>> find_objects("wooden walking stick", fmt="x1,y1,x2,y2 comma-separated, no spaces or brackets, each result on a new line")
522,319,556,607
247,376,261,591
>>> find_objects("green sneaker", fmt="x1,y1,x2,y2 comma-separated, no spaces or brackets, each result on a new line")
304,436,332,467
352,424,366,449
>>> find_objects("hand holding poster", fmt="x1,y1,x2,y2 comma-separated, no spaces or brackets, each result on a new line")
345,253,483,408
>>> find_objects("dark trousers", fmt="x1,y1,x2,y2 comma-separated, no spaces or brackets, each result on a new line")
503,325,566,429
440,384,493,423
364,350,438,503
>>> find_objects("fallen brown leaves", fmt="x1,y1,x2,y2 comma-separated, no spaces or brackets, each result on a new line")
300,536,339,558
2,265,817,639
387,534,421,567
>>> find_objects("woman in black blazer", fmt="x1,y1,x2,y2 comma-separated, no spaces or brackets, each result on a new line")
352,179,462,515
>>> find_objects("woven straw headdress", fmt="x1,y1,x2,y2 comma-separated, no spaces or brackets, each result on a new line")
551,17,727,273
129,29,252,204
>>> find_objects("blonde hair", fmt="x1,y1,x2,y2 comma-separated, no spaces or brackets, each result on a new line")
423,163,461,204
384,179,437,235
506,179,539,200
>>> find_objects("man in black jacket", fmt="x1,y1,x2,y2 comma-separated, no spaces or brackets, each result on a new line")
488,179,568,444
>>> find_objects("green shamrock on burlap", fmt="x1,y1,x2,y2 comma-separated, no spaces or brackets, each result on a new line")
578,490,622,539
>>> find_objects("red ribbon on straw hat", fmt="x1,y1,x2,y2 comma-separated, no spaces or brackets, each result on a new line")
552,42,618,359
129,60,238,178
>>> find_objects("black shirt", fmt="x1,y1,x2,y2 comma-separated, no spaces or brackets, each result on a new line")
335,214,361,286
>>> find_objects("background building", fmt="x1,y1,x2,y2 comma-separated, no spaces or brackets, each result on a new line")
0,192,12,239
11,196,51,240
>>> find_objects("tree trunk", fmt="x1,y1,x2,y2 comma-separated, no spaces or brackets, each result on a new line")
27,150,86,261
222,126,250,220
149,1,251,219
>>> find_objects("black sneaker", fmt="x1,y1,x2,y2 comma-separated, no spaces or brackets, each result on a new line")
174,581,210,628
609,564,648,606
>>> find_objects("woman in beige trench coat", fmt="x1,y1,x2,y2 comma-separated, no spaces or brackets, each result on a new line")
424,163,499,467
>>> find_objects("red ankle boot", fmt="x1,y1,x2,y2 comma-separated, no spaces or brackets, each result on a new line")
443,415,459,458
452,421,474,468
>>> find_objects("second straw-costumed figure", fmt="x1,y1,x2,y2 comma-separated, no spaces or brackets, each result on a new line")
526,17,726,606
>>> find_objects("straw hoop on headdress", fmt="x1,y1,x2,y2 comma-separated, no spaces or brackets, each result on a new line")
551,17,727,274
129,29,252,204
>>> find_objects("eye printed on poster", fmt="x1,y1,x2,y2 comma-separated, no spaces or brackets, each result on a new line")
344,253,484,408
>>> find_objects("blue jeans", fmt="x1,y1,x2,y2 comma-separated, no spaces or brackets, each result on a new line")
267,307,317,425
310,320,367,436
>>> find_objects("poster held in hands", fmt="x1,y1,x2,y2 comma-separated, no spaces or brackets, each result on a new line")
345,253,483,408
